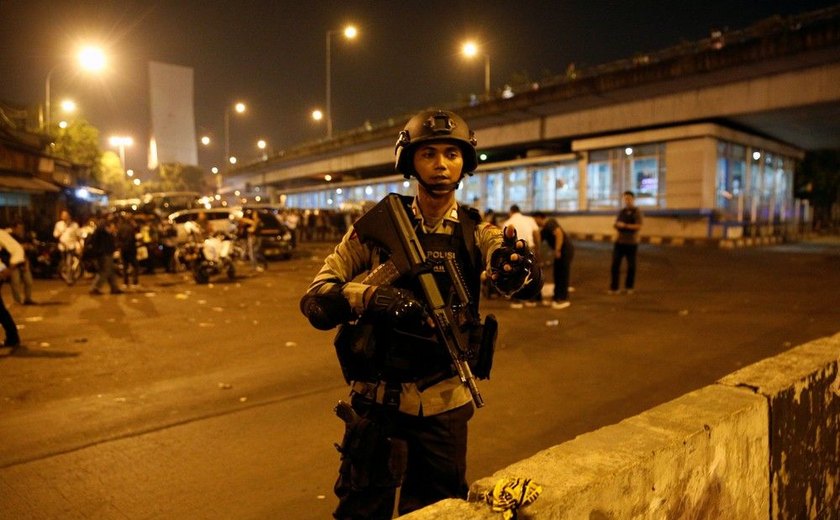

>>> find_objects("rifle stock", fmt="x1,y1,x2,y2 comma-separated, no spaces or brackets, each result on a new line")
354,194,485,408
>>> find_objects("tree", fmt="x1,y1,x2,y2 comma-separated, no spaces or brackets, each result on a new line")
98,150,134,200
148,163,208,193
49,118,102,183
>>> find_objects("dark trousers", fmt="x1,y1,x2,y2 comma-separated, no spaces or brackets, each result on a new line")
552,249,574,301
610,243,638,290
0,283,20,345
334,399,473,519
122,250,139,285
92,254,121,292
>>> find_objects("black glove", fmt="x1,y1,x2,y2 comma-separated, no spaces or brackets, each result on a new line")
365,286,433,337
300,285,354,330
487,226,537,296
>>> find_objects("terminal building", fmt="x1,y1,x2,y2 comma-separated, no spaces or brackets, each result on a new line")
224,7,839,244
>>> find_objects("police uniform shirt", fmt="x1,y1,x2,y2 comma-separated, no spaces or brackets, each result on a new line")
307,197,503,416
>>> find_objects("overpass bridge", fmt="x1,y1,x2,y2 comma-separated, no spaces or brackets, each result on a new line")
224,6,840,242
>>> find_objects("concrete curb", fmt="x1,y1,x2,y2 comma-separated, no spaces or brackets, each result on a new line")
567,233,788,248
401,332,840,519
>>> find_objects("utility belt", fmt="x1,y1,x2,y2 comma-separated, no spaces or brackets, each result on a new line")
334,314,497,389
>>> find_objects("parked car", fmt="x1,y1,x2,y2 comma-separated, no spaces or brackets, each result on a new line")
168,208,238,243
241,205,295,260
168,207,294,260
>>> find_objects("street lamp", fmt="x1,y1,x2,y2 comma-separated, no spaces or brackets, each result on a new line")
257,139,270,160
45,45,106,129
224,101,246,174
462,41,490,100
108,135,134,171
325,24,358,139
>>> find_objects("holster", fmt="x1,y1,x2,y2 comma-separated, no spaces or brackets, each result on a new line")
334,400,407,492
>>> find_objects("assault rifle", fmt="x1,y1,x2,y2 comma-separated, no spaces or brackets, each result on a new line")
353,194,485,408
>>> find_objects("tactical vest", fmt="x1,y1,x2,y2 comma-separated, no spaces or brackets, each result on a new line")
334,199,485,388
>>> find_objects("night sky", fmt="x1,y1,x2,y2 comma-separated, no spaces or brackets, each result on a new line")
1,0,837,178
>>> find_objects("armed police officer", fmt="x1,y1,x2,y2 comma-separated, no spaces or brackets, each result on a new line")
300,109,542,519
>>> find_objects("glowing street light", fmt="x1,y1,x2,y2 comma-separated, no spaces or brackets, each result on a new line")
257,139,270,160
60,99,77,114
45,45,106,129
200,135,211,146
78,46,106,71
462,40,491,100
325,24,358,139
311,109,324,122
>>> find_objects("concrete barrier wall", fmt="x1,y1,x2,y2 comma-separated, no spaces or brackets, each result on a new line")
719,334,840,519
402,332,839,519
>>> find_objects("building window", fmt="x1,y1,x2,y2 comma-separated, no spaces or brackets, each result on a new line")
716,141,747,218
628,144,665,208
742,149,795,224
587,144,665,209
552,163,579,211
586,150,615,208
506,167,530,209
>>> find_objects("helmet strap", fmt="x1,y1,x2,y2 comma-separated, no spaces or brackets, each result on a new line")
415,174,462,196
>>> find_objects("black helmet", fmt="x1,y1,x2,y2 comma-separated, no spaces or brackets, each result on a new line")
394,110,478,179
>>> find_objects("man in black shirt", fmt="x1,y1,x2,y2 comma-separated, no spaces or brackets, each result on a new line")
534,212,574,309
89,216,124,295
610,191,643,294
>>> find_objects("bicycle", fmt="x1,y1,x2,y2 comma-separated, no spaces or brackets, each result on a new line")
58,245,84,286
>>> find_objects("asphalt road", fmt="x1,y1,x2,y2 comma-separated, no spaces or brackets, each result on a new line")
1,238,838,519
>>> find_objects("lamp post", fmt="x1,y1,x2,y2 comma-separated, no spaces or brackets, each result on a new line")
108,135,134,172
224,101,246,169
462,41,490,100
44,45,106,130
221,102,246,191
325,25,357,139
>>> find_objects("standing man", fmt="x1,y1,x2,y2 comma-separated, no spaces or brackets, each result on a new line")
53,209,82,281
117,214,140,289
8,222,35,305
88,216,123,295
300,109,541,519
610,191,643,294
0,228,24,349
534,212,574,309
502,205,541,307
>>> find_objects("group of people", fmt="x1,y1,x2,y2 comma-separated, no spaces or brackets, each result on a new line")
300,108,645,519
486,189,642,311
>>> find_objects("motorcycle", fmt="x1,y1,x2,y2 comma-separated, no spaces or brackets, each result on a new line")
180,222,237,284
30,239,61,279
